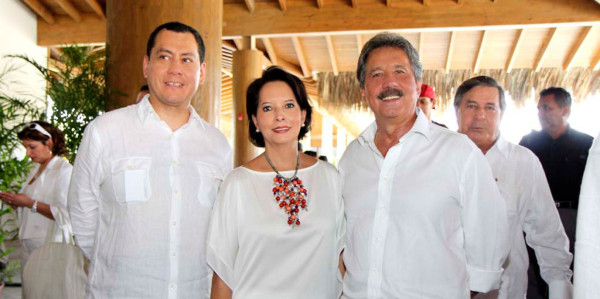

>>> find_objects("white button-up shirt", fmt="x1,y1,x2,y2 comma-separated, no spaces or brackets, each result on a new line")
481,136,572,299
339,112,509,299
68,97,232,299
574,132,599,299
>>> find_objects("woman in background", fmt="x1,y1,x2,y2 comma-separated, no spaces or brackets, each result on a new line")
0,121,72,270
208,66,346,299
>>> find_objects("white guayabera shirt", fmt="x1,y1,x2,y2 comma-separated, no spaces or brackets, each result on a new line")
68,96,232,299
574,132,600,299
339,112,510,299
480,136,572,299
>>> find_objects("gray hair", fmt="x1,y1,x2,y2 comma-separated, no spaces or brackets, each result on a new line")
453,76,506,111
356,32,422,88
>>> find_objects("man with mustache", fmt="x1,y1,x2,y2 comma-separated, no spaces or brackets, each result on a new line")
456,76,573,299
339,32,510,298
68,22,232,298
519,87,593,298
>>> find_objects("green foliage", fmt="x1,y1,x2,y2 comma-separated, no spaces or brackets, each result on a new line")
0,204,20,283
9,45,107,162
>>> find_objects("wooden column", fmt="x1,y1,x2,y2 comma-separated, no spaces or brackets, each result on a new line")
106,0,222,126
232,37,262,166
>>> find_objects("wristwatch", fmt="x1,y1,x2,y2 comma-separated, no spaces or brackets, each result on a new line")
31,200,38,213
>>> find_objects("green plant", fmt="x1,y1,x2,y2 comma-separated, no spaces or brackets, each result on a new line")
0,61,43,283
9,45,107,162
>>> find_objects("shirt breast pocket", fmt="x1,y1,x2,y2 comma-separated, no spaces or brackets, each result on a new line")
111,157,152,204
196,162,223,208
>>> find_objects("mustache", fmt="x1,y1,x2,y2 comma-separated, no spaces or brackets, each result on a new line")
377,89,404,100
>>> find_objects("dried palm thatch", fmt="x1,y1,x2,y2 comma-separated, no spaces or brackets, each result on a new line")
317,68,600,113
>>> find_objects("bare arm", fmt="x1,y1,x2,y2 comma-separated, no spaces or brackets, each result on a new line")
0,192,54,220
339,250,346,278
211,272,232,299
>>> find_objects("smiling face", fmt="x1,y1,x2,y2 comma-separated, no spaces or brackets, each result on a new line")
457,85,503,153
252,81,307,149
143,29,205,110
22,139,53,165
360,47,420,125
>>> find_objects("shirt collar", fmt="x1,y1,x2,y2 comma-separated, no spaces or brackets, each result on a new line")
136,95,205,131
488,134,509,159
357,109,431,146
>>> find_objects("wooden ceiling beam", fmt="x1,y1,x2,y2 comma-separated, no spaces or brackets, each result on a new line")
386,0,392,7
473,30,488,74
563,26,593,71
445,31,455,73
84,0,105,19
592,50,600,71
55,0,82,22
350,0,358,8
222,0,600,37
244,0,256,13
262,38,279,65
278,0,287,12
325,35,339,75
291,36,311,77
37,13,104,45
21,0,55,24
356,34,364,56
422,0,431,5
534,27,558,72
418,32,424,56
505,29,524,73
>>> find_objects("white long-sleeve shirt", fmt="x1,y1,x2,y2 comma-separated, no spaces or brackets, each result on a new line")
574,132,600,299
68,96,232,299
19,155,72,242
339,112,509,299
481,136,572,299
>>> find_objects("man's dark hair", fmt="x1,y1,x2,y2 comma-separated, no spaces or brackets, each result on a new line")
540,87,571,107
356,32,422,88
454,76,506,111
146,21,205,62
246,66,313,147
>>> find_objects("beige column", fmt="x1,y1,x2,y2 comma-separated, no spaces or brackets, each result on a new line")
106,0,222,126
232,37,262,167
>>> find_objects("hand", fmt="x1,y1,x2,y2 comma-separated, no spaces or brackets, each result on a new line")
0,192,33,209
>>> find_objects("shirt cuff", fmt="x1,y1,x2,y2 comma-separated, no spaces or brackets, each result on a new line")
549,280,573,299
467,264,503,293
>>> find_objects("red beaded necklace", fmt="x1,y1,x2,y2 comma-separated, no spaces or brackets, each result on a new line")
265,151,308,227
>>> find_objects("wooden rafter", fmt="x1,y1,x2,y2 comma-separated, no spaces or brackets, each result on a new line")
356,34,364,56
350,0,358,8
506,29,524,73
55,0,82,22
278,0,287,12
592,50,600,71
418,32,425,57
262,38,279,65
21,0,55,24
222,68,233,77
563,26,593,71
534,27,558,72
473,30,488,73
316,0,323,9
422,0,431,5
325,35,339,75
445,31,455,73
386,0,392,7
291,36,311,77
244,0,255,13
84,0,105,19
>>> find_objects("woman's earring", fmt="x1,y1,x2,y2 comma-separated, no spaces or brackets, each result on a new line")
301,123,306,127
256,128,260,133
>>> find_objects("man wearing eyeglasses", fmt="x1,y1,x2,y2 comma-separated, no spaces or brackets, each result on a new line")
68,22,232,299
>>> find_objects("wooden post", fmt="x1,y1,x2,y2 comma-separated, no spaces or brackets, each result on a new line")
232,37,262,166
106,0,222,126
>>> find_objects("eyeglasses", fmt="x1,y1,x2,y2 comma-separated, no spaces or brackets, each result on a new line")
24,122,52,139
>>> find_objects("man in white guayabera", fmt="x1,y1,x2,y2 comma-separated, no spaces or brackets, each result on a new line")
456,76,573,299
339,32,510,299
68,22,232,299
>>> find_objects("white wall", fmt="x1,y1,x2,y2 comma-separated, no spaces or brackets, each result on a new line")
0,0,47,101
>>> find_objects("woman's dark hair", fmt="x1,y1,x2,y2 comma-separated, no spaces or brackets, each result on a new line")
246,66,313,147
17,121,69,158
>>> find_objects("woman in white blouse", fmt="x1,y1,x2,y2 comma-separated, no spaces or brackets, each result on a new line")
0,121,72,270
208,66,346,299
